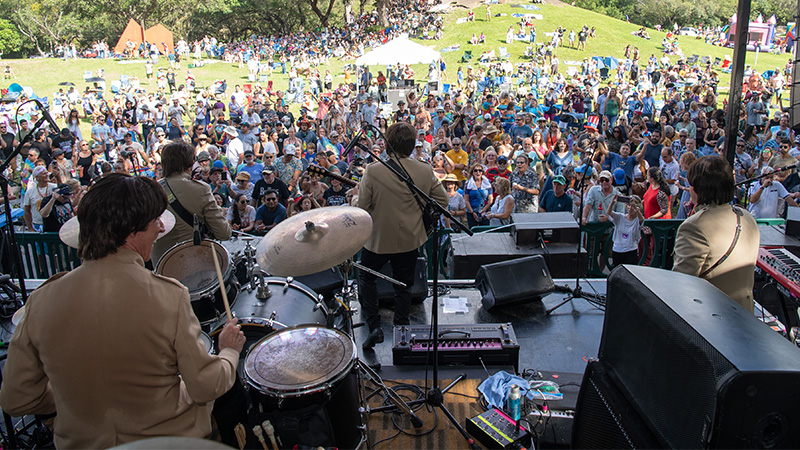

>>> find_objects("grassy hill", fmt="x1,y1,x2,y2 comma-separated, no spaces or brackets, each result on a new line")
0,1,788,137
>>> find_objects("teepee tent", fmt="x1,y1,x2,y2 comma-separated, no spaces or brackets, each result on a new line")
113,19,145,55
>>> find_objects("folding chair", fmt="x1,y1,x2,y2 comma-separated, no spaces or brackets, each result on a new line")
498,47,510,60
461,50,473,63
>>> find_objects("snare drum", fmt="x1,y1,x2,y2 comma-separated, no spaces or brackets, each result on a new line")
156,240,239,325
199,332,213,354
209,277,330,353
245,326,362,449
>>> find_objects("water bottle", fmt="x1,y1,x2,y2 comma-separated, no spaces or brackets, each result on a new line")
507,384,521,426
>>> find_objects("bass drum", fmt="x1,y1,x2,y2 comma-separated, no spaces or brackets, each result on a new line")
209,277,330,354
245,326,363,449
156,239,239,326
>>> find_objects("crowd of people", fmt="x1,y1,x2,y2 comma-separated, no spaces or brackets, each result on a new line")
0,0,795,265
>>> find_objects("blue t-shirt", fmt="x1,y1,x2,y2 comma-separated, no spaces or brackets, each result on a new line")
539,189,573,212
255,203,287,226
547,150,574,175
237,162,264,181
604,152,639,181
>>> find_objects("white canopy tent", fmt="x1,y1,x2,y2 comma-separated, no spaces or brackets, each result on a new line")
356,37,441,66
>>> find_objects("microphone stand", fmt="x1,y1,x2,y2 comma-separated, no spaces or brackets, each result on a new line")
735,163,798,212
358,124,478,449
546,136,606,314
0,100,58,302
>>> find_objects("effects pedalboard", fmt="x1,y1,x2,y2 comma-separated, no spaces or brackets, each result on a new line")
466,407,531,449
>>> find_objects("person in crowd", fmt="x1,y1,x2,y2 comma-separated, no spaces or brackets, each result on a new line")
487,177,514,225
152,141,232,263
0,173,245,449
357,122,447,348
583,170,623,224
643,167,672,219
39,183,76,232
673,156,760,311
510,154,540,213
23,166,56,232
464,162,493,228
539,174,573,213
599,194,643,266
254,189,287,234
274,143,303,193
442,173,466,229
227,193,256,233
748,166,800,219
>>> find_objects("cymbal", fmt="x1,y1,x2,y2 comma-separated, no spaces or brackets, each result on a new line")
59,210,176,249
256,206,372,277
11,305,25,326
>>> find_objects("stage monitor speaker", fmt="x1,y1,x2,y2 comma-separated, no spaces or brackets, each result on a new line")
584,265,800,449
572,359,662,449
476,255,554,310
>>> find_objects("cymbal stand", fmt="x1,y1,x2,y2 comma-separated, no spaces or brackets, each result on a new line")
331,259,422,449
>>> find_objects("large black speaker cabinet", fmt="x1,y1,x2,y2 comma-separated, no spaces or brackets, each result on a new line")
572,359,662,449
476,255,555,309
575,265,800,449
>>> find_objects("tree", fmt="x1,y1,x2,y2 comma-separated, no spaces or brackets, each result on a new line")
0,19,22,55
11,0,81,56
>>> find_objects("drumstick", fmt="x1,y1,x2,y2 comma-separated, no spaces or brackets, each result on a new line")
210,246,233,322
234,423,247,450
252,425,270,450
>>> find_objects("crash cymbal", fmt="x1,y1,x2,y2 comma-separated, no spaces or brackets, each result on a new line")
59,210,176,249
11,305,25,326
256,206,372,277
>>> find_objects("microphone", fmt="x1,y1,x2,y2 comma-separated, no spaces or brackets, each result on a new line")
341,128,365,159
32,99,61,135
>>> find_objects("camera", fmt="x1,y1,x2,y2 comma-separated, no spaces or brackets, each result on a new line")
119,150,135,158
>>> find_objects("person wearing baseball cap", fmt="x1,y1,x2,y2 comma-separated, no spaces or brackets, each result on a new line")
583,169,624,225
252,164,290,208
539,174,573,213
236,149,264,181
39,183,76,232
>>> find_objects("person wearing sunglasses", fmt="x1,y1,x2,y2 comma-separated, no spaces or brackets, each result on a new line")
254,189,286,234
227,193,256,233
464,162,493,227
582,170,624,225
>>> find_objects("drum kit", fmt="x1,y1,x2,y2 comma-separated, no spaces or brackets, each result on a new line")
60,206,414,449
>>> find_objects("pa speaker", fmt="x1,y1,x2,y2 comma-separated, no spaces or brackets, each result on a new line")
476,255,555,310
572,360,662,449
583,265,800,449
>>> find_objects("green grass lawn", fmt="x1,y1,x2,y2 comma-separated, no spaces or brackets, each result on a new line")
0,1,788,138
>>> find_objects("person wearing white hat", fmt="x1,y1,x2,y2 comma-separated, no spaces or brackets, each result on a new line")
23,165,56,232
223,125,244,167
274,143,303,192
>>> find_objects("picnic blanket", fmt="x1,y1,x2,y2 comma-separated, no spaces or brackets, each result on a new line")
441,44,461,53
511,13,543,19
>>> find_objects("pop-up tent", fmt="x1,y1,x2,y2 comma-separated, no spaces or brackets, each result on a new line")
356,37,441,66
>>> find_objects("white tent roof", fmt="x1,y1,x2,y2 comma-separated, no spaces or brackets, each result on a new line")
356,37,441,66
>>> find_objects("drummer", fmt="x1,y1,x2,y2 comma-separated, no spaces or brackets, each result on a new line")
0,173,246,448
152,141,232,264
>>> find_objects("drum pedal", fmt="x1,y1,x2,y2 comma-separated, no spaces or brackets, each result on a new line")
352,322,366,329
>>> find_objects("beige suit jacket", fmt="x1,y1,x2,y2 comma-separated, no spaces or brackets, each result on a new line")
673,203,760,311
358,155,448,254
0,249,239,449
152,172,232,263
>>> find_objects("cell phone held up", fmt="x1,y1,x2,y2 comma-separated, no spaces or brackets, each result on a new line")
617,195,631,204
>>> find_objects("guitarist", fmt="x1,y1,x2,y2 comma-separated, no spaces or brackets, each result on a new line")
357,122,448,349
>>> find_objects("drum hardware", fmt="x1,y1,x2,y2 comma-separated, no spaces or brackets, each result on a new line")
254,271,272,300
358,359,423,427
155,239,239,325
